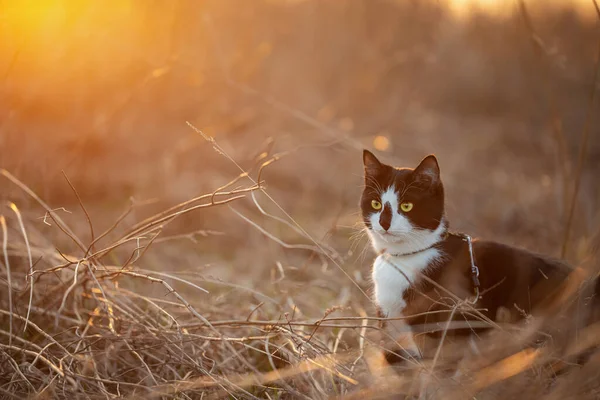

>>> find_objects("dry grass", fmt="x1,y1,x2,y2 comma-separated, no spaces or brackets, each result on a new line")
1,0,600,398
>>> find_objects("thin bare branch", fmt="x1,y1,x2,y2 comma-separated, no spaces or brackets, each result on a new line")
7,203,34,331
0,216,13,347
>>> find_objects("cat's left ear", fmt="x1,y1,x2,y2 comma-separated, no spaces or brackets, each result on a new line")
363,149,383,177
413,154,440,185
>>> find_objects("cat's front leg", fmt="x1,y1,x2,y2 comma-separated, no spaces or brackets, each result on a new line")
377,307,421,365
372,256,421,365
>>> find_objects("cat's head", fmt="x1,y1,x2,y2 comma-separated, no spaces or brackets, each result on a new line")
360,150,446,254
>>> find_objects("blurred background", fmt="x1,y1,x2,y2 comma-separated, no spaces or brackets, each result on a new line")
1,0,599,302
0,0,600,394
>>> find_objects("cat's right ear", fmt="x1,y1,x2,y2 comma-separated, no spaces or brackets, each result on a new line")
413,154,440,187
363,150,383,177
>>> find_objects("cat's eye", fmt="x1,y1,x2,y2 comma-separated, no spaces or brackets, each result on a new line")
400,202,413,212
371,200,382,210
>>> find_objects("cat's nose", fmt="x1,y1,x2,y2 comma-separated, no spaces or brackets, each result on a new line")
379,203,392,231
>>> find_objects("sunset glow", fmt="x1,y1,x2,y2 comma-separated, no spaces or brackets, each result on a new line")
447,0,597,18
2,0,599,397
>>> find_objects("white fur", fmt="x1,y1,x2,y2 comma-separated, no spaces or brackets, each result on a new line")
367,186,446,356
372,248,443,356
372,246,443,317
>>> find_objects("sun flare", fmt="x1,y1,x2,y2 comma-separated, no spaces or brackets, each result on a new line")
447,0,596,19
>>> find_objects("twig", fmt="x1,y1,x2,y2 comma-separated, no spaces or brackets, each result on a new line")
0,328,43,352
102,269,209,294
246,302,265,321
302,308,340,350
0,343,68,380
229,207,329,256
180,311,454,328
62,171,96,256
430,303,460,371
0,309,73,357
0,385,24,399
124,186,257,240
7,203,34,332
2,352,36,393
121,229,162,271
56,261,82,327
85,198,134,257
250,191,342,262
123,341,160,386
111,287,181,329
0,216,13,347
264,336,308,399
119,193,252,243
153,229,225,244
1,170,87,253
39,207,72,226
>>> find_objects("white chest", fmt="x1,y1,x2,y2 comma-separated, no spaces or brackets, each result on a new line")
371,248,441,316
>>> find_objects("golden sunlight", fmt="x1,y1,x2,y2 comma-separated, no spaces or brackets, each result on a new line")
0,0,167,106
3,0,65,24
447,0,597,19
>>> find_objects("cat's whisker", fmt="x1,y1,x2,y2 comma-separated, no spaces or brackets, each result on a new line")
338,224,362,230
357,240,372,264
364,175,384,194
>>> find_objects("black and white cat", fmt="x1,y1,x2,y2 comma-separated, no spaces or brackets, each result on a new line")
360,150,595,364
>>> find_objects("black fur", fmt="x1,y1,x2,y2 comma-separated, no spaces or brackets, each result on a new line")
362,150,444,232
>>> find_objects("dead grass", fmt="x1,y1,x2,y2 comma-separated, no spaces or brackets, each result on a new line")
1,0,600,398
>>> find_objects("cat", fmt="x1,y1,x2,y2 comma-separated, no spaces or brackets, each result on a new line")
360,149,597,365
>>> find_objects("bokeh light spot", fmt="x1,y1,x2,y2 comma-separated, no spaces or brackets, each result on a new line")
373,135,390,151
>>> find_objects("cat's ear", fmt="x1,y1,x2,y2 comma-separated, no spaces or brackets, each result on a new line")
363,150,383,177
413,154,440,186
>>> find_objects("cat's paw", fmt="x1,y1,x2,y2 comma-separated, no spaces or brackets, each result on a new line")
383,347,421,367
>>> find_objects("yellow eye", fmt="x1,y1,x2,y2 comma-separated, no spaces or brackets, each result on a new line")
371,200,382,210
400,202,413,212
